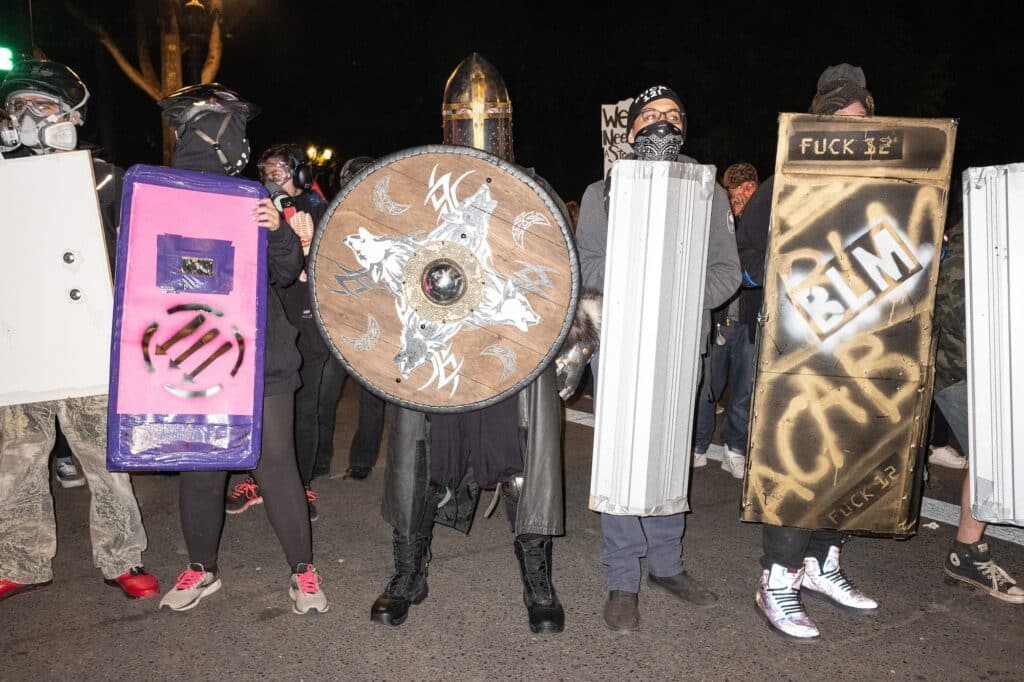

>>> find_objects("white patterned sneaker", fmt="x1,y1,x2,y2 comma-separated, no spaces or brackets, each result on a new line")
720,447,746,480
928,445,968,469
290,563,329,615
803,546,878,611
692,450,708,468
755,565,819,639
159,564,221,611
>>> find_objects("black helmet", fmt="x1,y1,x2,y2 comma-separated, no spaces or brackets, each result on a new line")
0,59,89,121
158,82,259,132
338,155,375,186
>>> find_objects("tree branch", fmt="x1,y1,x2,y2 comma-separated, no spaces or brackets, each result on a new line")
200,0,223,83
66,2,163,101
136,3,158,87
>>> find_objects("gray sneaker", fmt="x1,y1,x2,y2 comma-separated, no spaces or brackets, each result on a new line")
56,459,86,488
159,564,221,611
290,564,329,615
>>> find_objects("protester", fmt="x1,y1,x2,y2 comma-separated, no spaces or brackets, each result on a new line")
155,84,327,615
0,59,158,602
575,84,741,632
225,143,330,521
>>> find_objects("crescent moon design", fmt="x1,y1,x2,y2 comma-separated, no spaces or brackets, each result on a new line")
342,314,381,351
511,210,551,249
481,344,517,382
373,175,411,215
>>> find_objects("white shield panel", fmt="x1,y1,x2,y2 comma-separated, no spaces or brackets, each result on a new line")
589,160,714,515
964,164,1024,526
0,151,112,406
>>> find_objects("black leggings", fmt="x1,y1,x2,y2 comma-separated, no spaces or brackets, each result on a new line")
179,392,312,573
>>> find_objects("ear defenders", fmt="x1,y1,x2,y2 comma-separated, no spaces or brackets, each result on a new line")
287,146,312,191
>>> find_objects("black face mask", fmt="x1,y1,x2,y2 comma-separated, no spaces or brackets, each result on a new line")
631,121,683,161
171,112,250,175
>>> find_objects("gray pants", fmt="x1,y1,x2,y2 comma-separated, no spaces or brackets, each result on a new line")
0,396,148,583
934,379,969,458
592,353,687,592
601,512,686,592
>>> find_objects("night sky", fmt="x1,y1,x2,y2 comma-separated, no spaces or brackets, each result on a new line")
3,0,1019,205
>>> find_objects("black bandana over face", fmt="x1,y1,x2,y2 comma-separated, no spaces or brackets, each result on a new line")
631,121,684,161
171,112,251,175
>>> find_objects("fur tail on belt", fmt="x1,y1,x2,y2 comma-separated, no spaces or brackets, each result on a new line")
565,288,603,350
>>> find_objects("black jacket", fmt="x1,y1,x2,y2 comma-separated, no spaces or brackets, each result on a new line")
273,192,330,361
735,176,774,341
263,225,304,396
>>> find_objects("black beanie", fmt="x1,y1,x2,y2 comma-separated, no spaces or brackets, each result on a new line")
626,85,685,131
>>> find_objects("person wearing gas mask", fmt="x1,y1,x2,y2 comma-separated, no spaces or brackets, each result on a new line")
570,84,741,632
0,60,160,602
224,144,333,521
370,53,566,635
155,85,328,615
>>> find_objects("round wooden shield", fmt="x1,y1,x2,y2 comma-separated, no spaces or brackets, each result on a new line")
309,144,579,413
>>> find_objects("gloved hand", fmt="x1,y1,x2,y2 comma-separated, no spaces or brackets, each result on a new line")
555,342,594,401
555,290,603,401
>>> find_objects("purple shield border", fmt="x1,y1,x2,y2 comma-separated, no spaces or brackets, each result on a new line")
106,165,268,471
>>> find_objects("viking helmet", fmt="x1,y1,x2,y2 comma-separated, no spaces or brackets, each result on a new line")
441,53,514,162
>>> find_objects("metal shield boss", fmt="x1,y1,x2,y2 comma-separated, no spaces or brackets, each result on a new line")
310,145,578,412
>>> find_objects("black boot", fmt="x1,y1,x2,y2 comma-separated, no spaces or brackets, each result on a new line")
370,532,431,626
514,535,565,634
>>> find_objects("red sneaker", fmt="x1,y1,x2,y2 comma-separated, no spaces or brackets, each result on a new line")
225,475,262,514
305,485,319,522
0,577,52,602
104,566,160,599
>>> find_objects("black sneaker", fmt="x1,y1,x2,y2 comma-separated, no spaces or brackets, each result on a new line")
225,475,262,514
944,541,1024,604
344,465,372,480
305,486,319,522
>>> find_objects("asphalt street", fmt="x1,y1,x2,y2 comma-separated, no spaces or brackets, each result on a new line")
2,390,1022,681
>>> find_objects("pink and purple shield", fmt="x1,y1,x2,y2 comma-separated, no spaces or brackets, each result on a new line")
107,165,268,471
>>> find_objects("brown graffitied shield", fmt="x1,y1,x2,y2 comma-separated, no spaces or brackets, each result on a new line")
740,114,956,536
309,145,579,412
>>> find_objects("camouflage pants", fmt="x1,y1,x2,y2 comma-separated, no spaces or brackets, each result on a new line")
0,396,148,583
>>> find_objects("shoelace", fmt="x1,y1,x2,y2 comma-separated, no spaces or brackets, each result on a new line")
521,547,553,601
976,559,1016,589
767,585,805,615
295,567,322,595
819,567,857,593
231,479,258,500
174,568,207,590
387,540,429,595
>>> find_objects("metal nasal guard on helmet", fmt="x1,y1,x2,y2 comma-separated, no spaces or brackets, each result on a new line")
441,53,514,162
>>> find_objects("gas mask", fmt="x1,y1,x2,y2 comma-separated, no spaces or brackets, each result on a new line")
1,110,20,152
631,121,683,161
5,90,86,153
4,89,87,152
14,110,78,152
